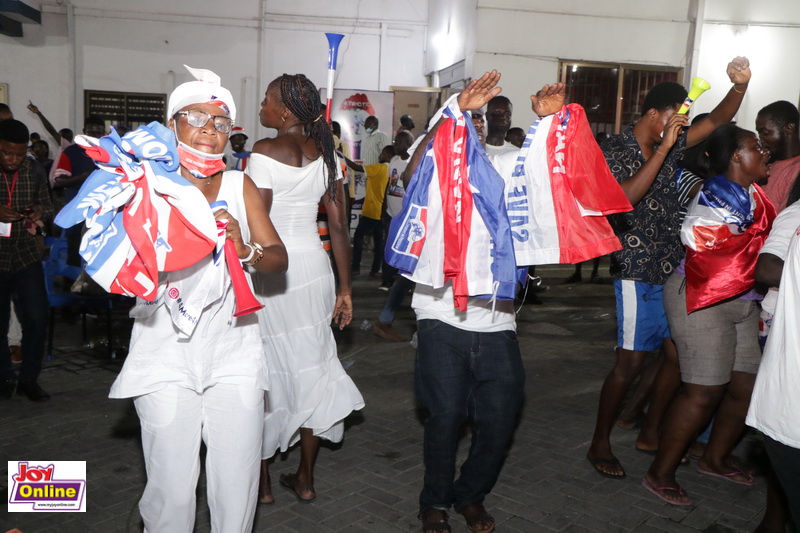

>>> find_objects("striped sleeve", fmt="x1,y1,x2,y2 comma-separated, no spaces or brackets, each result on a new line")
677,168,704,216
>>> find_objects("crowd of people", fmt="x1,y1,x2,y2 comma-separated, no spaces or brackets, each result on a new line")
2,52,800,533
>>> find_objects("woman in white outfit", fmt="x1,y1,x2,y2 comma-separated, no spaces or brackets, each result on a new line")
248,73,364,503
109,67,287,532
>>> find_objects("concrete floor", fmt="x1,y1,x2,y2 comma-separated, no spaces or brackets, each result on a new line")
1,262,771,532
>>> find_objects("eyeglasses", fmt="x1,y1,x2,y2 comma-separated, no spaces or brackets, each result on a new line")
174,109,233,134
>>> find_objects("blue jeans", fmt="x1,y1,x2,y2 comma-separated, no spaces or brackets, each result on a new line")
415,319,525,512
381,214,397,285
0,261,49,381
378,275,414,325
351,216,383,274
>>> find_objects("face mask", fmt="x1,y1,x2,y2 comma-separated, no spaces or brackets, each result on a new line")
173,122,226,178
365,127,375,134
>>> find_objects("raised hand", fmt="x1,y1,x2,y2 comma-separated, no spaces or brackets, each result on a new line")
457,70,502,112
726,56,751,86
661,113,689,151
27,101,39,114
531,83,567,117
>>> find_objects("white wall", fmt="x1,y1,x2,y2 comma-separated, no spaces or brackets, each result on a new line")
426,0,477,75
428,0,693,127
7,0,800,144
427,0,800,132
692,0,800,130
1,0,428,145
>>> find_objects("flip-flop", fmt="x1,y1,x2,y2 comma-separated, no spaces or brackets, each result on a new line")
641,478,692,506
278,473,316,503
696,466,757,486
587,455,626,479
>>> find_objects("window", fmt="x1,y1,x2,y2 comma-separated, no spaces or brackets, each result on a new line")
84,90,167,130
559,61,682,136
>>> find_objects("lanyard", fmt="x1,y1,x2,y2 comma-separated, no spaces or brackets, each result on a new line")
3,171,18,206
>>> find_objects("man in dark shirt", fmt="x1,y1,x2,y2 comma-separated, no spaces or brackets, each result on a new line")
0,119,54,401
587,57,752,480
54,115,105,266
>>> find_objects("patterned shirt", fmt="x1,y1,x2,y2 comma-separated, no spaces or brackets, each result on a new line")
361,129,389,166
603,125,687,285
0,159,54,272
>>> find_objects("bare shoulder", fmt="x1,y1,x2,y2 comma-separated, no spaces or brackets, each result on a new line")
252,136,298,166
252,136,283,157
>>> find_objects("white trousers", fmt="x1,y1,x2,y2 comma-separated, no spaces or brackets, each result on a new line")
134,383,264,533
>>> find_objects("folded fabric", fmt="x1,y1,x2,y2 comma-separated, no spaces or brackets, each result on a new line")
55,122,217,302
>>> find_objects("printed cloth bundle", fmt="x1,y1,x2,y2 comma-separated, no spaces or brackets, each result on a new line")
55,123,226,336
386,95,631,310
681,175,775,312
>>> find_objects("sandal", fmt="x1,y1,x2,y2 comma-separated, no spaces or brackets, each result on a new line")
641,478,692,506
457,502,495,533
419,508,451,533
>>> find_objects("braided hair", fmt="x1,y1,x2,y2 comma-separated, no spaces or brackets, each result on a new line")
278,74,338,201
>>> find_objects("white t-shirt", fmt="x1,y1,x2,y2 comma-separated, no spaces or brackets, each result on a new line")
747,227,800,448
758,201,800,314
484,141,519,157
412,282,516,333
385,155,410,218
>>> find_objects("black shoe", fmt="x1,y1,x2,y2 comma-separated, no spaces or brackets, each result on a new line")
16,380,51,402
0,379,15,399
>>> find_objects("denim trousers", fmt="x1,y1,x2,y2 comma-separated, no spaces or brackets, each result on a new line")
414,319,525,512
351,216,384,274
0,261,49,381
378,275,414,324
381,214,397,285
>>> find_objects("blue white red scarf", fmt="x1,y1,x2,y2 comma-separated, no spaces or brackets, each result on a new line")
55,122,218,301
386,96,518,310
501,104,631,265
681,175,776,312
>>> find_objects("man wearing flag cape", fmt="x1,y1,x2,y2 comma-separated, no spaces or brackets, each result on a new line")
57,65,287,532
393,70,628,533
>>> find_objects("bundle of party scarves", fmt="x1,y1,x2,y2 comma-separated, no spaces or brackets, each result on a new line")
55,123,229,336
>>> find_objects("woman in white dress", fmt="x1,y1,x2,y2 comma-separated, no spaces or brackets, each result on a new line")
108,68,287,532
248,74,365,503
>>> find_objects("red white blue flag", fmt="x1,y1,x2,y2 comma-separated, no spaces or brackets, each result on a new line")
681,176,775,312
55,123,218,301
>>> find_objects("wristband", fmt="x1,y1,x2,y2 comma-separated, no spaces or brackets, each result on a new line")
241,243,256,264
656,149,667,157
733,85,747,94
243,241,264,266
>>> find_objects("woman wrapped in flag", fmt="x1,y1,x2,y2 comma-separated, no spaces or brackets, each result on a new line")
643,124,775,506
58,66,288,532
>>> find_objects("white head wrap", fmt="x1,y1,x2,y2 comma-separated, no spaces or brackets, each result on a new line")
167,65,236,122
